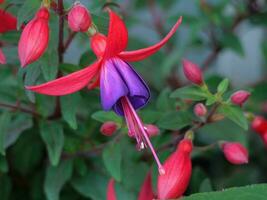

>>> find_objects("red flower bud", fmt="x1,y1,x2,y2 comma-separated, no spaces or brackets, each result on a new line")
0,9,17,33
107,179,117,200
230,90,250,106
182,59,203,85
90,33,107,57
0,48,6,64
221,142,249,165
138,172,155,200
157,139,193,199
18,7,50,67
0,0,5,4
68,3,92,32
251,116,267,135
100,121,118,136
194,103,207,117
144,124,159,137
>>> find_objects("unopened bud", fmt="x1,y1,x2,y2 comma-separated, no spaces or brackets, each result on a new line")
194,103,207,117
100,121,118,136
68,2,92,32
251,116,267,135
230,90,250,106
182,59,203,85
0,48,6,64
144,124,159,137
221,142,249,165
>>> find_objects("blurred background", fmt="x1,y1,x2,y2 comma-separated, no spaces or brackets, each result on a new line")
1,0,267,199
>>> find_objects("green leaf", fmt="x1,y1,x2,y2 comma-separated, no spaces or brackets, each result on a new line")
0,112,11,155
17,0,40,28
217,78,229,95
0,175,12,200
199,178,213,192
102,142,122,181
44,160,73,200
71,170,108,200
156,88,175,111
92,110,122,124
170,86,208,101
157,111,191,130
0,155,8,173
182,184,267,200
60,93,81,129
40,121,64,166
206,96,217,106
220,33,244,56
40,49,58,81
218,104,248,130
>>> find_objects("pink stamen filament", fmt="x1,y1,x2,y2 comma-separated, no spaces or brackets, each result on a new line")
121,96,165,175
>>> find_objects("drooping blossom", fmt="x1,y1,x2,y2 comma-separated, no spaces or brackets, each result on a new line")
221,142,249,165
26,10,182,173
107,179,117,200
194,103,207,117
261,132,267,148
0,48,6,64
107,172,155,200
0,9,17,33
230,90,250,106
138,172,155,200
100,121,118,136
157,139,193,199
182,59,203,85
18,7,50,67
68,2,92,32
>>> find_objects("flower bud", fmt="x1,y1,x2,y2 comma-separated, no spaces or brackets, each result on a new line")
144,124,159,137
68,3,92,32
138,172,154,200
107,179,117,200
230,90,250,106
100,121,118,136
157,139,193,199
18,7,50,67
251,116,267,135
182,59,203,85
0,0,4,4
90,33,107,57
194,103,207,117
221,142,249,165
0,9,17,33
0,48,6,64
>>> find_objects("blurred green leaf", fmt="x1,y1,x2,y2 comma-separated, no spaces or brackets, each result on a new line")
182,184,267,200
92,110,122,124
171,86,208,101
17,0,40,28
199,178,213,192
44,160,73,200
0,155,8,173
220,33,244,56
0,175,12,200
103,142,122,182
218,104,248,130
156,88,175,111
217,78,229,95
60,93,81,129
0,112,11,155
40,121,64,166
157,111,191,130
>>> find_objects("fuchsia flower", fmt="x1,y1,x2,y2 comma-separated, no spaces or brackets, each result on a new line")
182,59,203,85
230,90,250,106
0,9,17,33
194,103,207,117
107,172,154,200
107,179,117,200
221,142,249,165
26,10,182,173
157,139,193,199
100,121,118,136
18,7,50,67
0,48,6,64
68,2,92,32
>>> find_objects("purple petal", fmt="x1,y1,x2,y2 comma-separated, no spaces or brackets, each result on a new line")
100,60,128,111
113,58,150,110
